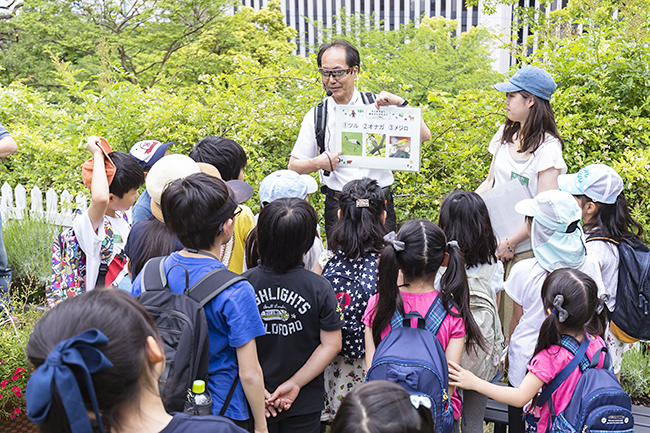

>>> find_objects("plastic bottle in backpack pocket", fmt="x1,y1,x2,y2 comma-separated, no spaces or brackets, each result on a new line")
183,380,212,416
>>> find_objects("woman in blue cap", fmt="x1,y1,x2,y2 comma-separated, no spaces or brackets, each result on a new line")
476,66,567,271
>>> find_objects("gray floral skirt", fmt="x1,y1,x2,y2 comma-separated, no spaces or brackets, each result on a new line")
321,355,367,421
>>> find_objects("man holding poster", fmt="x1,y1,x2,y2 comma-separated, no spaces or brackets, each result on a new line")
288,39,431,242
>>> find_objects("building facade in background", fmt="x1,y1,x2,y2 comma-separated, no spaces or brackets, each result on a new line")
237,0,568,73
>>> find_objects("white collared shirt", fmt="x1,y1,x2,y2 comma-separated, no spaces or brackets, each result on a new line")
291,90,394,191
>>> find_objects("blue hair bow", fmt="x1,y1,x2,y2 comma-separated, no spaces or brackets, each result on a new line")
26,328,113,433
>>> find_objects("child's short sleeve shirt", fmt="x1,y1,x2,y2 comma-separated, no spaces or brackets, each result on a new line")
527,334,606,433
73,210,130,291
362,290,466,418
132,252,266,421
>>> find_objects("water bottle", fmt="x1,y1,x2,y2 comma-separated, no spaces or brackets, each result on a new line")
183,380,212,416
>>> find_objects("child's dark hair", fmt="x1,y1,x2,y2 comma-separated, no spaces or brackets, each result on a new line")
161,173,236,251
501,90,564,154
257,198,317,274
129,217,179,278
245,227,260,270
372,219,486,352
189,136,247,181
27,288,161,433
107,151,145,198
329,177,386,259
533,268,607,358
577,192,643,241
331,380,434,433
438,191,497,268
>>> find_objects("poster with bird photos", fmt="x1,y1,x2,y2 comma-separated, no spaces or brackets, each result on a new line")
334,105,422,171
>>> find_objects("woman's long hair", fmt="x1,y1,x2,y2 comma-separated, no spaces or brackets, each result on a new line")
501,90,564,154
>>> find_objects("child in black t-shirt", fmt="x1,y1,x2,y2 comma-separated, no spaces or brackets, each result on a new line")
243,198,343,433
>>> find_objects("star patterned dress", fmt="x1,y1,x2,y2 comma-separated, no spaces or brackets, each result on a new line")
320,250,379,421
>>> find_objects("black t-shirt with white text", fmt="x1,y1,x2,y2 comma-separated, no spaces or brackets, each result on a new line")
243,266,343,420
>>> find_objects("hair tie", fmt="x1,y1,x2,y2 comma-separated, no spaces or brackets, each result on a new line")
384,231,405,252
552,294,569,323
26,329,114,433
355,198,369,208
410,394,432,410
446,240,459,251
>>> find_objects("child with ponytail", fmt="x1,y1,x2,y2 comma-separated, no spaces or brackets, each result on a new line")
449,268,608,433
320,177,387,422
362,219,485,430
558,163,643,377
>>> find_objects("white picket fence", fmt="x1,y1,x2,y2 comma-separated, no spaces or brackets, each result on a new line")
0,183,88,228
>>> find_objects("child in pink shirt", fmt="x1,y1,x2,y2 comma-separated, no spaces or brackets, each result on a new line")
362,219,485,428
449,268,608,432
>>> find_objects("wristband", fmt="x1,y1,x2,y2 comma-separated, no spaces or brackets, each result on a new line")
324,152,334,172
399,98,409,107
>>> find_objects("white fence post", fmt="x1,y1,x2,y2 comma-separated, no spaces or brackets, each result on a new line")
0,184,88,228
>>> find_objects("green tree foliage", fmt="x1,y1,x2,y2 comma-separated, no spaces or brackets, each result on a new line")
171,0,297,82
0,0,231,88
316,13,501,105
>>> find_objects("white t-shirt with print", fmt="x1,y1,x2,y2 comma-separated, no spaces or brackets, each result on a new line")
488,124,567,197
505,255,604,387
73,211,130,292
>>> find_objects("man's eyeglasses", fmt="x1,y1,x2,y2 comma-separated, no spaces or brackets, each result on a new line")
319,67,355,78
232,207,243,220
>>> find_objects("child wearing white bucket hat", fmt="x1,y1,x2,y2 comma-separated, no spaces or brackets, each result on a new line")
504,189,605,432
558,163,643,377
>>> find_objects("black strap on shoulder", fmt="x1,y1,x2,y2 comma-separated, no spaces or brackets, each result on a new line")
140,256,168,293
219,376,240,416
186,267,247,307
360,92,376,105
314,100,328,156
537,335,589,407
585,233,619,245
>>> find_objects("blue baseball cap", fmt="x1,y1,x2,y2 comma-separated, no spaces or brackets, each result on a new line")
259,170,318,206
558,164,623,204
493,66,557,101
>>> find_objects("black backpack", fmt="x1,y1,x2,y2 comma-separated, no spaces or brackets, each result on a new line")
314,92,376,176
586,234,650,341
137,256,245,413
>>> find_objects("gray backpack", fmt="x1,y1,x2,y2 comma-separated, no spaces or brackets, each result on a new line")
460,263,504,381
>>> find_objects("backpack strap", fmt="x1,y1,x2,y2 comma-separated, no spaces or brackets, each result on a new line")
536,335,590,407
186,267,246,307
314,100,328,156
425,295,449,336
585,232,619,245
360,92,376,105
140,256,168,293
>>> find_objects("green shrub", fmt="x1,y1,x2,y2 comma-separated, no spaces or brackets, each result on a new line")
4,216,61,294
620,344,650,400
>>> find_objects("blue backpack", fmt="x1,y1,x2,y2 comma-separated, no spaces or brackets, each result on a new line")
536,335,634,433
366,295,454,433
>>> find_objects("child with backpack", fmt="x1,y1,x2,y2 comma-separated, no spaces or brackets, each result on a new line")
48,136,144,306
330,381,434,433
449,268,633,433
438,191,504,433
131,173,268,433
319,177,387,422
26,288,247,433
243,198,343,433
504,189,605,433
362,219,485,433
558,163,644,377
